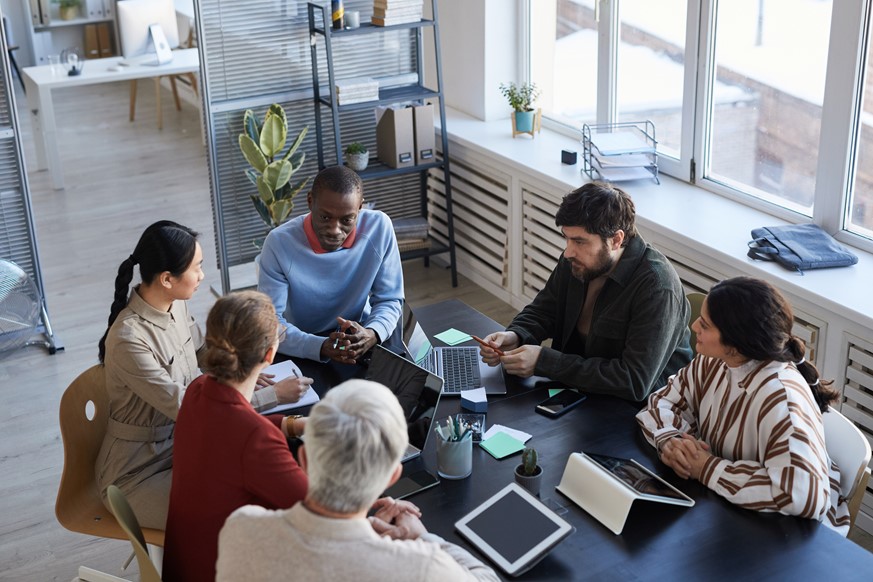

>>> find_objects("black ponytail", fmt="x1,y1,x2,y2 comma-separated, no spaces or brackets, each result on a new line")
98,221,199,363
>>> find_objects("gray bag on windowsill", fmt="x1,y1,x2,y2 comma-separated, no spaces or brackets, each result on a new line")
747,223,858,274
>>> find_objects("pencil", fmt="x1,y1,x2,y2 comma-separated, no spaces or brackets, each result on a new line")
471,334,505,356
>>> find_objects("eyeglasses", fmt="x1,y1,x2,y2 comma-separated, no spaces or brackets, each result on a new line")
276,326,287,344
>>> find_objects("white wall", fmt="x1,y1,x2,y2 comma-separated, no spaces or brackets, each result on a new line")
438,0,520,122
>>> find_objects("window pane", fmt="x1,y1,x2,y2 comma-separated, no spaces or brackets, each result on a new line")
847,8,873,239
533,0,598,127
618,0,687,159
708,0,832,215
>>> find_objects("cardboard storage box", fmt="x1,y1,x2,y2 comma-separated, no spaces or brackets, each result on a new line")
412,104,435,165
376,107,415,168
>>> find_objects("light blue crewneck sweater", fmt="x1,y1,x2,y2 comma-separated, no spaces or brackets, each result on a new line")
258,209,404,361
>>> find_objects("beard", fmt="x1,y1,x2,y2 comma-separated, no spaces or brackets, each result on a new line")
569,244,616,281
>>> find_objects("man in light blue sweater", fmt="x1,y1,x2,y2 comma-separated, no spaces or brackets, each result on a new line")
258,165,404,363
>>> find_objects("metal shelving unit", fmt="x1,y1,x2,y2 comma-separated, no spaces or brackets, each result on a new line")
307,1,458,286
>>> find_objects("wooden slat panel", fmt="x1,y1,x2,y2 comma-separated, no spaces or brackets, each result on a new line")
427,154,509,286
792,317,820,365
842,390,873,429
850,345,873,371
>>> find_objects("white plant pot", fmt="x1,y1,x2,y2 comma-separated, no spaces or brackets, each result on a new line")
346,151,369,172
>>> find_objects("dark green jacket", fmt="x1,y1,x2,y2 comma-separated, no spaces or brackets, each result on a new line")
507,235,692,402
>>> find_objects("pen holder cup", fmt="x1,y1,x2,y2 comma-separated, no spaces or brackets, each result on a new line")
436,434,473,480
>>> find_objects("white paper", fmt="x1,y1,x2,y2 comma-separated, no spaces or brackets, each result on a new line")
257,360,320,414
589,130,653,156
483,424,532,444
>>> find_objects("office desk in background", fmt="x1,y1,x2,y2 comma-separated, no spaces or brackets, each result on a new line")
21,48,200,190
297,299,873,580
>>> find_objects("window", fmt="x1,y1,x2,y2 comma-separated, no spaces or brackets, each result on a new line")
617,0,687,160
530,0,873,249
848,6,873,238
707,0,831,215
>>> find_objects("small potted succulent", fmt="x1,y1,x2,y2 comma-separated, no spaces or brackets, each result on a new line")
499,81,542,137
514,447,543,496
344,141,369,172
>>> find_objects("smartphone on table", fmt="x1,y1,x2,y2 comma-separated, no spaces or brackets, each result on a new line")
535,389,587,418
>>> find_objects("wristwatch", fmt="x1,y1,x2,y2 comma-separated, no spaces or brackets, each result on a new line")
286,414,305,438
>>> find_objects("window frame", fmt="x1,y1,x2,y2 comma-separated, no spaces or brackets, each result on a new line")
530,0,873,254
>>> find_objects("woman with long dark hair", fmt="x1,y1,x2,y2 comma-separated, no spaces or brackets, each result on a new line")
96,220,204,529
637,277,850,534
95,221,310,529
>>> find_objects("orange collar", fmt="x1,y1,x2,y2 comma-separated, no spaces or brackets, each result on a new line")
303,214,357,254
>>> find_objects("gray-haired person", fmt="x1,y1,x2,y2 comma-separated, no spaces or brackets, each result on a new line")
216,379,499,582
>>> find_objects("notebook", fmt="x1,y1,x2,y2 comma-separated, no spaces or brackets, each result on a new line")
365,345,443,499
402,304,506,396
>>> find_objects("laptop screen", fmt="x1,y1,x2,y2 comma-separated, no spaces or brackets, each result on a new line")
365,344,442,454
402,303,434,367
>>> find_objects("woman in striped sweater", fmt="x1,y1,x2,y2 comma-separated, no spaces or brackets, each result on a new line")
637,277,850,534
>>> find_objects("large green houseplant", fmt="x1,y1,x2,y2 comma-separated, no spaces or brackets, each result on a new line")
238,104,310,249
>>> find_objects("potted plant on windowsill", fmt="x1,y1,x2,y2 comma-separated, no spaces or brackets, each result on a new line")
514,447,543,497
344,141,369,172
53,0,82,20
238,104,311,250
500,81,542,138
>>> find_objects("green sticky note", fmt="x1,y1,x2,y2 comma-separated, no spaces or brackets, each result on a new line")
479,431,525,460
434,328,472,346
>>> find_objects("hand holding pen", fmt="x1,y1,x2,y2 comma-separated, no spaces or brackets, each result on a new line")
273,368,314,404
324,316,378,363
472,335,505,357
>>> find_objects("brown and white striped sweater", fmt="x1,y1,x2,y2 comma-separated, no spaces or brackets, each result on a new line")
637,355,850,535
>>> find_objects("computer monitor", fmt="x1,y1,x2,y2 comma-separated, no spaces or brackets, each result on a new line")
117,0,180,61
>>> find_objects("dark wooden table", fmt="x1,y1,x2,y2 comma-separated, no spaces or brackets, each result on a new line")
298,299,873,581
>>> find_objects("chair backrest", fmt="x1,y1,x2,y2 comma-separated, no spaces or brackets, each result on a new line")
55,364,123,539
686,292,706,353
823,406,872,528
107,485,163,582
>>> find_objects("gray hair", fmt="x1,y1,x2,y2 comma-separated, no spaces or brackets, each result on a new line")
305,379,408,514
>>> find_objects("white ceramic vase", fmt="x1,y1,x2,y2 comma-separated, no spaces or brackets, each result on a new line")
346,151,369,172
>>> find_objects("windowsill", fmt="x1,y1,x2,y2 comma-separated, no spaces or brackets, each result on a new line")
438,107,873,330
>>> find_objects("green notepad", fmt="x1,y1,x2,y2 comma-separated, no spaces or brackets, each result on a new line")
479,431,526,459
434,328,472,346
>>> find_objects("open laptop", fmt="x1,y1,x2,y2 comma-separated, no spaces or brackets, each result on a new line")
365,344,443,498
402,303,506,395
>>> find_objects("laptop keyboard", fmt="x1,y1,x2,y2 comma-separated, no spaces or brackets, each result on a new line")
440,347,481,393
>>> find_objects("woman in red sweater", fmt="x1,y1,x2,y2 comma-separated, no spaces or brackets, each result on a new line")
162,290,309,582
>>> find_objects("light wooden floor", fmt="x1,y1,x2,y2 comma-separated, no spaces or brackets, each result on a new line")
0,80,868,582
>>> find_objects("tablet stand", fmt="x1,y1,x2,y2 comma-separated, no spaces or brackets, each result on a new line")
555,452,639,534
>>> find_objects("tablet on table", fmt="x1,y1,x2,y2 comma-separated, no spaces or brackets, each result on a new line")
455,482,574,577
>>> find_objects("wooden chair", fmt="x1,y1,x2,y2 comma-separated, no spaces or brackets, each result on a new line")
56,365,164,580
128,26,199,130
823,406,872,532
107,485,163,582
686,291,706,354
